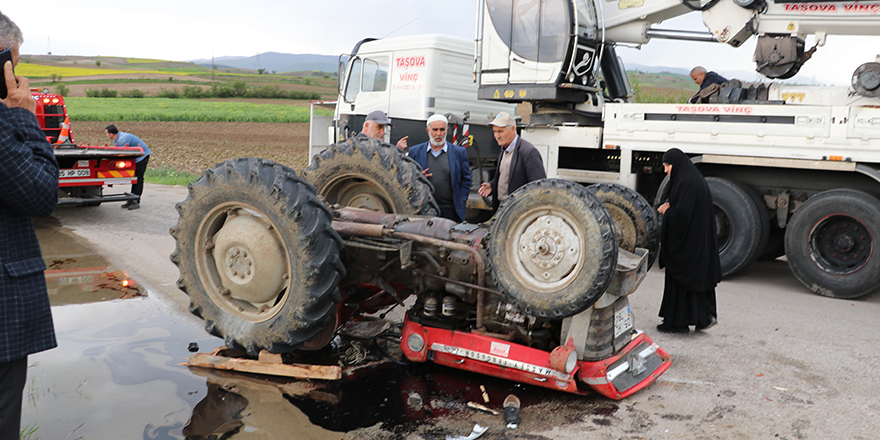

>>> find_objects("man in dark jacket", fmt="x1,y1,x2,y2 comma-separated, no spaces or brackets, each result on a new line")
688,66,728,103
478,112,546,210
0,11,59,439
403,114,472,222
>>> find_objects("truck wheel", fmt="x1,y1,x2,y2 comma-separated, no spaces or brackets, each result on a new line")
170,158,345,355
487,179,617,318
734,180,771,263
301,134,439,216
784,189,880,299
587,183,659,269
706,177,765,277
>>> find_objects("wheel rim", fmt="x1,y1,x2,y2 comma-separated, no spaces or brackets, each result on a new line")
506,206,584,293
322,175,394,212
714,207,731,252
195,202,291,322
809,214,873,275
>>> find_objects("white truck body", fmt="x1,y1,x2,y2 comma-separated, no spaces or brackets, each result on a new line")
308,34,514,162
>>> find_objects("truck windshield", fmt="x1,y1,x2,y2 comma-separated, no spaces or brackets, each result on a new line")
487,0,571,63
345,58,362,103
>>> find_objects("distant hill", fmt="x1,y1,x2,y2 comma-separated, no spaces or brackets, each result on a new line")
190,52,338,74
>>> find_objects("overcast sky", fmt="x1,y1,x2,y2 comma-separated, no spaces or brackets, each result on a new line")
4,1,878,85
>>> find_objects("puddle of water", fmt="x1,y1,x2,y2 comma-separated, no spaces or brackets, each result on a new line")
22,296,225,439
23,219,223,439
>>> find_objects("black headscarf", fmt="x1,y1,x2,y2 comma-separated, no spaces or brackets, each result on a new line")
659,148,722,290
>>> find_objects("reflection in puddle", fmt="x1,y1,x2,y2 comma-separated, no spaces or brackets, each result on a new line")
36,217,146,305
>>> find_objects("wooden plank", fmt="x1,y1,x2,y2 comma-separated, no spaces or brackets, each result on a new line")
258,350,283,364
184,353,342,381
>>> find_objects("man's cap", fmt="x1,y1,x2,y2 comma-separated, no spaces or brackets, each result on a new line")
426,114,448,126
365,110,392,125
488,112,516,128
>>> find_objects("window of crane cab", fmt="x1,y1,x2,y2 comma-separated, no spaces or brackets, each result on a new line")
574,0,599,40
361,57,389,93
344,58,361,102
344,56,389,103
493,0,569,63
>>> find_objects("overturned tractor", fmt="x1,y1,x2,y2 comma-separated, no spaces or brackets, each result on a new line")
171,135,670,399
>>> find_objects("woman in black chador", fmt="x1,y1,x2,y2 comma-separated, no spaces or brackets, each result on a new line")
656,148,721,333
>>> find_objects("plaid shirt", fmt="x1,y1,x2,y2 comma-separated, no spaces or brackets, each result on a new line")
0,102,59,363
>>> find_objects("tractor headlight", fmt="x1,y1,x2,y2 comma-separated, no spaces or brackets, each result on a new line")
407,333,425,352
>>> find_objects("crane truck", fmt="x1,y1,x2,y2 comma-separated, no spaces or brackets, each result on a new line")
316,0,880,300
472,0,880,300
32,89,143,206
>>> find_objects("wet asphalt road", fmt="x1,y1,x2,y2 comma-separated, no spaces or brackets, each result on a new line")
26,182,880,439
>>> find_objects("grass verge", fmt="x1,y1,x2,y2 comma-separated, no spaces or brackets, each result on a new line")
145,167,201,186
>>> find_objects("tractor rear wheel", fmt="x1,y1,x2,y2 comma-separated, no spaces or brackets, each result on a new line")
170,158,345,355
587,183,659,269
487,179,618,318
302,134,439,216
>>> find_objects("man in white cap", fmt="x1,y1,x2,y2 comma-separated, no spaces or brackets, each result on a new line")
478,112,545,210
401,114,471,222
361,110,408,149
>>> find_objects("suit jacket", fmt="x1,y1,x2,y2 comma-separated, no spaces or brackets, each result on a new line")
0,103,60,363
408,141,472,221
490,136,546,210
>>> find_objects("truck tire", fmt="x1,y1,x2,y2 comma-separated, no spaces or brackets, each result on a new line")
170,158,345,355
784,189,880,299
301,134,439,216
587,183,659,270
487,179,618,318
706,177,765,277
733,180,771,264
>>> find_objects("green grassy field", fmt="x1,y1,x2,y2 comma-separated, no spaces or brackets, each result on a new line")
64,97,332,123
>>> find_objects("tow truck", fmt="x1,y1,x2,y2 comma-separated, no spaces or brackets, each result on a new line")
32,89,143,206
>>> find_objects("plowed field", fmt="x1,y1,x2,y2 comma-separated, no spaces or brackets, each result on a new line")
71,121,312,175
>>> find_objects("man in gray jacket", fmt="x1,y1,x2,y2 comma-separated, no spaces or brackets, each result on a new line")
478,112,546,210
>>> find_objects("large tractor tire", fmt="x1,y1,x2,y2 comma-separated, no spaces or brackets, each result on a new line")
784,189,880,299
706,177,767,277
487,179,618,318
587,183,659,270
170,158,345,355
301,134,439,216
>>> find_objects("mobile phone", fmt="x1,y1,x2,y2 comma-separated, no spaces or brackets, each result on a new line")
0,48,13,99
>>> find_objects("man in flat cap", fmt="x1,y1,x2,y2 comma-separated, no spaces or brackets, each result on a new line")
361,110,407,150
478,112,545,210
401,114,471,222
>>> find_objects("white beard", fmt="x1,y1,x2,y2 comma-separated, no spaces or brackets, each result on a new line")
430,138,445,148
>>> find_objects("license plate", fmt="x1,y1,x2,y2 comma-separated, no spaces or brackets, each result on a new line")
60,169,90,178
58,275,95,285
614,305,633,337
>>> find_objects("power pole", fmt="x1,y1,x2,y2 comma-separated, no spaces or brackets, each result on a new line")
47,37,51,55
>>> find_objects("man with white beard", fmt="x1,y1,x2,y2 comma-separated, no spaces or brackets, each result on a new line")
399,114,472,222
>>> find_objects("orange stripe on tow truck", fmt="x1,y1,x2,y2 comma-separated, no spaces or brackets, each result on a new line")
97,170,135,178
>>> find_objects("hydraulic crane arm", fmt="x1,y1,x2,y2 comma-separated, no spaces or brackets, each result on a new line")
477,0,880,100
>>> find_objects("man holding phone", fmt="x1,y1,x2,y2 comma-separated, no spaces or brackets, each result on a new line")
0,11,60,440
